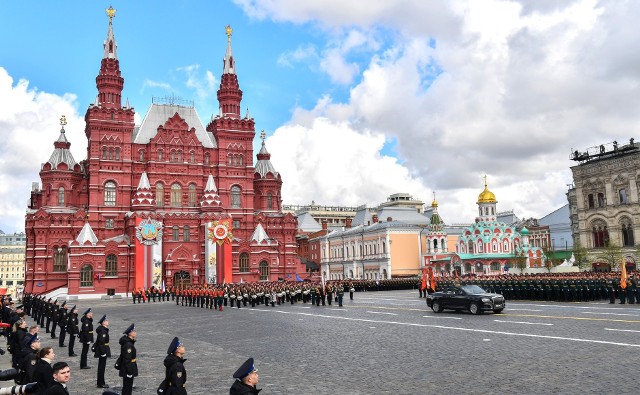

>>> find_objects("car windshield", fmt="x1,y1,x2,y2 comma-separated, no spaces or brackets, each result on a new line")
461,285,486,295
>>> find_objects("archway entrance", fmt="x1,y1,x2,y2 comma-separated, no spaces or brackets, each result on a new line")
174,271,191,288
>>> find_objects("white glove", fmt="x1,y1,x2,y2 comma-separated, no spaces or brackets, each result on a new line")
101,354,107,357
126,374,133,378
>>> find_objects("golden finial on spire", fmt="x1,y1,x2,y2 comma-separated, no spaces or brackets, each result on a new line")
106,5,116,22
59,115,67,129
260,130,266,141
225,25,233,42
483,174,487,187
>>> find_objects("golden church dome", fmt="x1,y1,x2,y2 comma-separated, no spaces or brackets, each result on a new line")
477,177,497,204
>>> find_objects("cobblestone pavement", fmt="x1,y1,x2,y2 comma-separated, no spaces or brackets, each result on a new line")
2,291,640,394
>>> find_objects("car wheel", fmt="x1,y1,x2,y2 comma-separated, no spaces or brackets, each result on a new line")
432,301,443,313
493,308,504,314
469,302,482,315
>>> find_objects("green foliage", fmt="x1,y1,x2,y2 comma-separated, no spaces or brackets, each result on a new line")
596,240,624,270
572,241,589,270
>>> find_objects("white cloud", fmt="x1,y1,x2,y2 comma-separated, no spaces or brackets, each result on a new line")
267,118,431,207
0,67,85,233
140,79,172,93
177,64,217,102
277,44,318,68
236,0,640,224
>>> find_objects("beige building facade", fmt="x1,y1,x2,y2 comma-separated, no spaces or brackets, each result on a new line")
0,232,27,297
568,139,640,269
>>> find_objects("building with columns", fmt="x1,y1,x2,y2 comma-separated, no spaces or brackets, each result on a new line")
24,9,299,297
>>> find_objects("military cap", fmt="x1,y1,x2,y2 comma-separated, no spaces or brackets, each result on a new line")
83,308,92,316
98,315,107,325
25,334,40,347
61,301,67,308
123,323,135,335
71,305,77,311
47,298,51,302
233,358,257,379
167,336,183,354
16,304,23,309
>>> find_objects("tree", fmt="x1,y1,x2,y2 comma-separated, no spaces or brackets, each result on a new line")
572,241,589,271
513,251,528,272
541,246,557,273
596,240,624,271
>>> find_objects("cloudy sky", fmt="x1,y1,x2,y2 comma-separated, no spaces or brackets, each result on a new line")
1,0,638,233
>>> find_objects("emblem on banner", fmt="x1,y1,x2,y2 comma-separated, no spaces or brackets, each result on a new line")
136,217,164,245
208,218,233,246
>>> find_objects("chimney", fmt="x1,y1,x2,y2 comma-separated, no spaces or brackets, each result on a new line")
372,215,378,223
321,220,328,230
345,218,352,228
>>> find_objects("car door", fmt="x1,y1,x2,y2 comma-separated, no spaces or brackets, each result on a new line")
451,287,467,309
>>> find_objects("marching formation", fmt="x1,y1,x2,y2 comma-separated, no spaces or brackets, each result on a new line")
420,271,640,304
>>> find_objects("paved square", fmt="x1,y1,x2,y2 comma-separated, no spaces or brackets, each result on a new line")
3,291,639,394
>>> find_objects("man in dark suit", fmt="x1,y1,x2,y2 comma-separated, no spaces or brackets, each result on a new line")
42,361,70,395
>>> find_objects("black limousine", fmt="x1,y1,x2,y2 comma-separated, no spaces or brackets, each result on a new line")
426,285,505,314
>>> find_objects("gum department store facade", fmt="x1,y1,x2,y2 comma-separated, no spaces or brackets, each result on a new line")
24,10,299,297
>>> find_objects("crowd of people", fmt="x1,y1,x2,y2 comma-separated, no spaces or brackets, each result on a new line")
3,295,261,394
420,271,640,304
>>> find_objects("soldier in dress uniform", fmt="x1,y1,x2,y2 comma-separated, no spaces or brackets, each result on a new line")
79,308,94,369
163,337,187,395
117,324,138,395
230,357,261,395
58,302,69,348
325,283,333,306
67,305,80,357
50,299,59,339
94,315,111,389
336,282,345,307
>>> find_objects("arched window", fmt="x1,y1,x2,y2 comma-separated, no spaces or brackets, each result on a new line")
464,263,472,273
158,150,163,161
172,226,179,241
109,148,114,160
239,155,243,165
80,264,94,287
588,194,595,208
231,185,241,208
171,184,182,207
597,193,605,208
183,226,190,242
53,247,67,272
228,155,233,166
188,184,197,207
467,240,474,254
239,253,249,272
259,260,269,281
592,219,608,248
156,183,164,207
57,187,65,205
190,151,195,163
433,239,438,250
621,218,635,247
115,148,120,160
104,181,116,206
102,146,107,159
382,242,386,254
105,254,117,277
490,262,500,271
139,150,145,161
204,153,210,165
267,193,273,210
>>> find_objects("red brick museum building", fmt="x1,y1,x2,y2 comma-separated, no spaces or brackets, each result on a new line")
25,11,299,297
